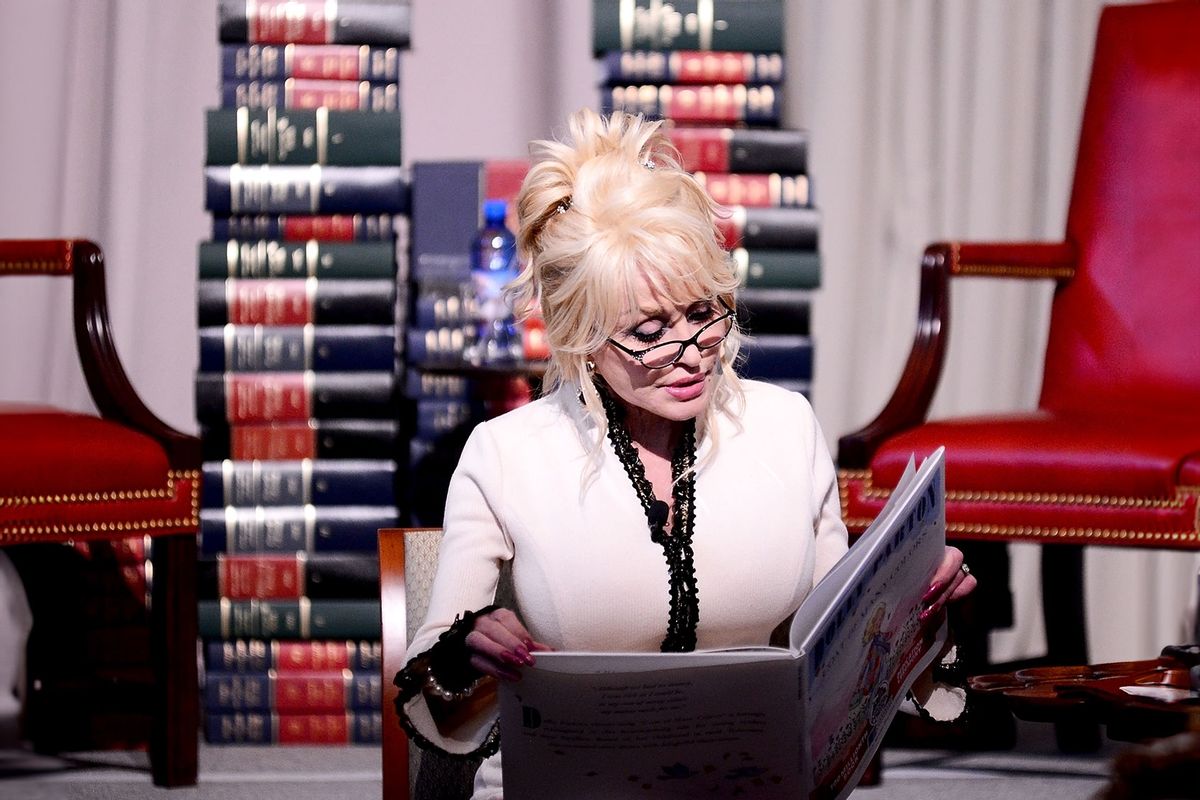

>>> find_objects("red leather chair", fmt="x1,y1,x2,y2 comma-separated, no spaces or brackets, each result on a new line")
0,239,200,786
837,1,1200,667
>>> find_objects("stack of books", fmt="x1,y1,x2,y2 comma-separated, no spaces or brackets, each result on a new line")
401,161,539,526
193,0,414,745
594,0,818,396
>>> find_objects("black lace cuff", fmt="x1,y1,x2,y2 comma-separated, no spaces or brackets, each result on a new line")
392,605,503,757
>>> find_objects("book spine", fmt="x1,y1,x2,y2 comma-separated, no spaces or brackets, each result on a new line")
204,711,382,744
198,325,398,372
194,371,399,424
217,0,412,47
198,506,400,555
196,278,396,325
602,84,780,125
412,286,470,329
204,669,381,712
204,165,411,215
694,172,811,209
198,599,382,639
404,325,473,367
221,79,400,112
668,127,809,174
199,553,380,600
212,214,396,242
206,108,403,166
201,419,401,460
600,51,784,85
732,249,822,290
592,0,785,54
204,639,382,673
409,398,482,438
735,288,812,336
716,206,820,250
220,44,401,82
201,459,396,507
199,240,398,279
738,334,814,382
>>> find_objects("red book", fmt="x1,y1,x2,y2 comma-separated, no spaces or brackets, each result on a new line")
694,172,811,208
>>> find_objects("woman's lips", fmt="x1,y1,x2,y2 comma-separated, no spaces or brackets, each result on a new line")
663,373,706,401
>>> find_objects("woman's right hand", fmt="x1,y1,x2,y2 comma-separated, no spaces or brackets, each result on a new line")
464,607,552,681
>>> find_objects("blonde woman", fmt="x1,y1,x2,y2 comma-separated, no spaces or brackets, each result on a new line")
395,109,976,799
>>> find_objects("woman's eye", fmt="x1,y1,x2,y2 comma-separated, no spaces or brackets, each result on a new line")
631,326,667,344
687,304,716,324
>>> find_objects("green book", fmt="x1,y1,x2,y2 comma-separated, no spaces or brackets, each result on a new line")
206,107,402,166
592,0,784,55
199,598,381,640
733,249,822,290
198,239,398,279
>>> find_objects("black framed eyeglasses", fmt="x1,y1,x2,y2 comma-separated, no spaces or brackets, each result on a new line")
606,306,735,369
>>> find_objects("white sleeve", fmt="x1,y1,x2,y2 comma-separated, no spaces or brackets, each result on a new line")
804,397,849,588
400,420,515,756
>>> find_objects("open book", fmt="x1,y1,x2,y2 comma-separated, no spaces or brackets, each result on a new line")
498,448,948,800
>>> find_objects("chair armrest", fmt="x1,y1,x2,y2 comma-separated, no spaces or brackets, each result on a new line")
837,240,1078,469
0,238,200,467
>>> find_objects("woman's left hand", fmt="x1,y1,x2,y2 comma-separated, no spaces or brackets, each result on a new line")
919,546,976,622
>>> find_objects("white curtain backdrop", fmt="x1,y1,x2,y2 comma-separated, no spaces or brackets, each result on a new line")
0,0,1194,675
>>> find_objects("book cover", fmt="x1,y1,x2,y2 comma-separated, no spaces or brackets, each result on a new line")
221,43,401,82
733,249,822,290
603,84,780,125
204,669,381,712
592,0,785,54
600,51,784,85
739,334,814,382
198,505,400,555
198,598,382,639
201,458,396,507
222,78,400,111
736,288,811,336
410,160,529,283
201,419,401,461
204,710,382,744
205,639,382,673
196,277,397,326
199,324,398,372
194,371,399,424
204,165,410,215
668,127,809,174
218,0,412,47
199,553,380,600
716,206,820,251
206,108,403,167
199,239,398,280
213,213,396,242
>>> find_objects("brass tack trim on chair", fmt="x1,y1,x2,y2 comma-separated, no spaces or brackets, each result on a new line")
953,263,1076,280
839,469,1189,511
0,469,194,508
839,516,1197,545
0,240,74,275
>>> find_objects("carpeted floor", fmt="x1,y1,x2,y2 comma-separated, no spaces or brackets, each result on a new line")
0,721,1122,800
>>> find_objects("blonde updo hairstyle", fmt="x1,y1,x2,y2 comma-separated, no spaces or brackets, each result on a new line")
508,109,744,463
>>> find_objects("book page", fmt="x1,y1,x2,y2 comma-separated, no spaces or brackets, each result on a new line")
499,656,802,799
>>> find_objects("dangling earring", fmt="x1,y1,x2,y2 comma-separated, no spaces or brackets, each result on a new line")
585,359,596,375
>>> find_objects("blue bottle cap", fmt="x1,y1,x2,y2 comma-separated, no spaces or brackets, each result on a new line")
483,199,508,225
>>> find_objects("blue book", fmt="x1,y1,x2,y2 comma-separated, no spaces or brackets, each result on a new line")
199,325,398,372
199,505,400,555
739,334,814,382
201,459,396,508
205,165,410,215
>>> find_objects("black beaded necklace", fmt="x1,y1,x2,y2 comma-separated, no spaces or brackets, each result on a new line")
597,385,700,652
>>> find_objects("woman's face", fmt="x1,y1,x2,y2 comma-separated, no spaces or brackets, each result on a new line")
591,272,729,425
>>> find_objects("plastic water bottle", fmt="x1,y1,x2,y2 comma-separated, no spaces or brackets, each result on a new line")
464,199,522,365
